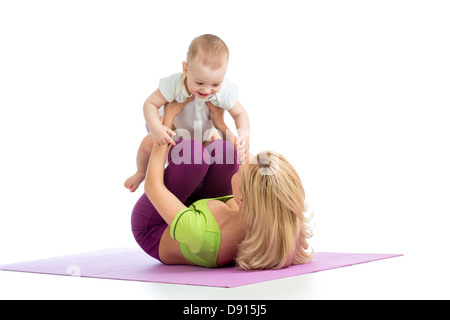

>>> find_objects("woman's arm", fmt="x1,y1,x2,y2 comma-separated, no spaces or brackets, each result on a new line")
144,144,186,225
144,97,194,225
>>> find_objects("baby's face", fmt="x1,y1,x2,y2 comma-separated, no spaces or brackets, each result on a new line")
183,57,228,100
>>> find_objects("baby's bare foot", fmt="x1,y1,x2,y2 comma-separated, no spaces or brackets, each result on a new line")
124,172,145,192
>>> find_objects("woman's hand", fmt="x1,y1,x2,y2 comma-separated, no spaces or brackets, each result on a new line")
206,100,232,142
164,95,195,120
160,96,195,145
205,101,249,161
206,101,226,130
236,135,250,164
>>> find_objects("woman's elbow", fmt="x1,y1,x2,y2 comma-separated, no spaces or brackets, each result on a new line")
144,179,156,199
144,179,165,202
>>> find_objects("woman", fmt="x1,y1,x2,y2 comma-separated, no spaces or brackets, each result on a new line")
131,100,313,270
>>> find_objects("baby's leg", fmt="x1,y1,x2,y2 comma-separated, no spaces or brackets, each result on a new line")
124,133,154,192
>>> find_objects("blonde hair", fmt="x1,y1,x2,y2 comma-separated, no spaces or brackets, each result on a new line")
186,34,229,69
236,151,314,271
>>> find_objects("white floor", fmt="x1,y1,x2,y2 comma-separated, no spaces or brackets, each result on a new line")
1,0,449,300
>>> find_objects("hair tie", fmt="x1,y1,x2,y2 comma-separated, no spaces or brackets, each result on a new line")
257,152,272,168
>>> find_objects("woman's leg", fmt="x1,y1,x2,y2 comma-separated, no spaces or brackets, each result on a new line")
164,138,211,204
131,139,210,261
187,139,239,203
131,193,167,261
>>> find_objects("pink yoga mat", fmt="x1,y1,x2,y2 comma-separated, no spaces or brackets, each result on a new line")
0,248,402,288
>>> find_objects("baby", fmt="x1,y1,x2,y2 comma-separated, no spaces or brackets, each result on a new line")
125,34,250,192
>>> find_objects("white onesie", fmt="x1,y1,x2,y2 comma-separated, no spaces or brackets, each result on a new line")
158,72,239,141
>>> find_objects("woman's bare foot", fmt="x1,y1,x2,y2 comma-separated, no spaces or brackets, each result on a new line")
124,172,145,192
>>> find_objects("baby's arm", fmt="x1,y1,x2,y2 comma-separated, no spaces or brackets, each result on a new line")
143,89,177,145
228,101,250,162
228,101,250,137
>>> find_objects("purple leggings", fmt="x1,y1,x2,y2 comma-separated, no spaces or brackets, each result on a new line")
131,139,239,262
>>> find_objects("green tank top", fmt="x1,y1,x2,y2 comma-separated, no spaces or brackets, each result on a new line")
169,195,233,268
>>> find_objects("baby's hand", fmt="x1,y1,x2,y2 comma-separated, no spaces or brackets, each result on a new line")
236,135,250,164
152,124,176,146
154,96,195,146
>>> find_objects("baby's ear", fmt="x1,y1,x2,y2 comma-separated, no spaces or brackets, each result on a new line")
182,61,188,74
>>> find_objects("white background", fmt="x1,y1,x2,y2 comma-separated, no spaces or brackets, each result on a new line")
1,0,449,299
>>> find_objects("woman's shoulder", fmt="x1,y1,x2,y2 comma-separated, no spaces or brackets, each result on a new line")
213,198,244,267
206,197,238,213
206,199,240,237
